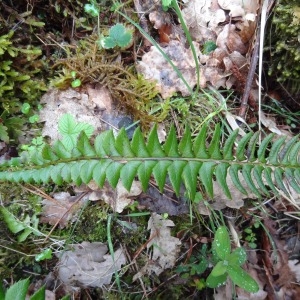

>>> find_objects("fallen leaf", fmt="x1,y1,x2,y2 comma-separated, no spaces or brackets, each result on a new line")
40,192,89,228
133,213,181,279
137,40,200,99
39,88,105,141
56,242,126,288
76,180,142,213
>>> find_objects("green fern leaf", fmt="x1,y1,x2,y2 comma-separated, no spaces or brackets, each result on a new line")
106,161,124,188
242,165,261,197
115,128,135,157
229,164,248,195
77,132,96,157
0,122,299,202
147,125,166,157
246,131,260,162
200,162,217,198
120,161,142,190
280,135,299,165
236,132,253,161
257,133,274,163
42,144,58,161
178,126,194,157
152,160,172,192
182,162,202,200
80,160,98,184
53,140,72,159
193,125,209,158
168,160,187,196
131,128,150,157
61,163,72,182
289,141,300,165
164,125,179,157
223,129,239,160
263,167,278,194
138,161,157,191
274,168,287,194
93,160,112,188
101,130,120,157
208,124,222,160
268,136,286,165
285,168,300,193
215,163,231,199
253,165,270,196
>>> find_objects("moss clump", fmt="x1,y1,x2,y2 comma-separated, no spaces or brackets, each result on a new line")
51,35,165,129
267,1,300,95
0,29,47,142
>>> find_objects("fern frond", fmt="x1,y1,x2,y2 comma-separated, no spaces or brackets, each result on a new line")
0,125,299,200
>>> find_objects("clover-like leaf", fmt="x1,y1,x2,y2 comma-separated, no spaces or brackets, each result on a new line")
101,23,132,49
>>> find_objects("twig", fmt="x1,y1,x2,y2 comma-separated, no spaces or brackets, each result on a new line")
238,29,260,119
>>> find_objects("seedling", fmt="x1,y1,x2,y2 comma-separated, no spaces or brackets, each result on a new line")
100,23,132,49
244,220,260,249
70,71,81,88
84,0,100,17
206,226,259,293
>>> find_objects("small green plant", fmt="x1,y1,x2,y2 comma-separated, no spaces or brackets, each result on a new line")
70,71,82,88
100,23,133,49
244,220,260,249
0,277,70,300
20,136,45,152
206,226,259,293
84,0,100,17
84,1,132,50
0,207,42,242
21,103,41,124
176,244,209,291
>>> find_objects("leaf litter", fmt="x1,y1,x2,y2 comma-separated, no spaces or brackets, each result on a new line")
133,213,181,279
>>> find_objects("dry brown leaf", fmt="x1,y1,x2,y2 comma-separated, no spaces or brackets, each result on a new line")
57,242,126,288
197,175,257,214
182,0,223,42
133,213,181,279
86,84,113,113
76,180,142,213
137,40,200,99
39,88,106,141
147,213,181,272
40,192,89,228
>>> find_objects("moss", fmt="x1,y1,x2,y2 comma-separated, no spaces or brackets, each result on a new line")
50,35,165,129
267,1,300,95
0,29,47,142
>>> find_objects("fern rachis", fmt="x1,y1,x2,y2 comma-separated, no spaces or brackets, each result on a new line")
0,124,299,200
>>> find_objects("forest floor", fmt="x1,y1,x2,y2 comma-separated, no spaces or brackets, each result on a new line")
0,1,299,299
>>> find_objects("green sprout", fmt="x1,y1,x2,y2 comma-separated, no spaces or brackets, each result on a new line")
70,71,82,88
84,2,100,18
206,226,259,293
99,23,132,49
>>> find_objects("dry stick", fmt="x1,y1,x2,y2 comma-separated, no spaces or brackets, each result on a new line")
238,29,260,119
